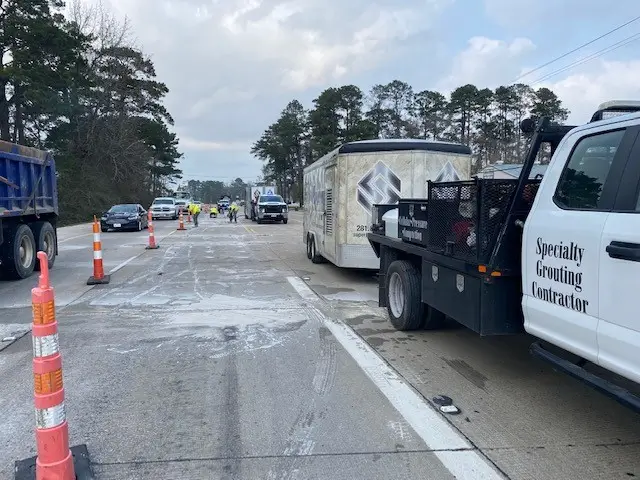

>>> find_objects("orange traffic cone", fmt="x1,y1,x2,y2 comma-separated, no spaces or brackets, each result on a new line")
146,211,159,249
14,252,93,480
177,210,186,230
87,216,110,284
31,252,75,479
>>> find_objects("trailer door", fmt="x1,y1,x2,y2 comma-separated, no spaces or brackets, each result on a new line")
324,165,336,259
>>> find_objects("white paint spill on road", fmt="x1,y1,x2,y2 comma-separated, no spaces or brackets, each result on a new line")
109,255,138,274
323,291,378,302
387,420,414,442
165,307,306,328
286,276,505,480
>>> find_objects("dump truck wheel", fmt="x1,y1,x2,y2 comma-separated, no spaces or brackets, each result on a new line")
33,221,56,270
1,224,37,279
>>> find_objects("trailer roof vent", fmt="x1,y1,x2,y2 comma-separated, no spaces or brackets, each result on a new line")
591,100,640,122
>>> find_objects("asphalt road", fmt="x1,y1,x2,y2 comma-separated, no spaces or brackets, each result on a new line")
0,211,638,479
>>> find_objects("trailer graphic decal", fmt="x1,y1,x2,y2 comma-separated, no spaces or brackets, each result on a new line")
434,161,462,182
356,161,401,213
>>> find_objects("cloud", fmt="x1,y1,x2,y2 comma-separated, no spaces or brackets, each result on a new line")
482,0,639,28
437,36,536,92
186,88,257,119
438,34,640,124
73,0,454,182
178,136,251,151
542,59,640,123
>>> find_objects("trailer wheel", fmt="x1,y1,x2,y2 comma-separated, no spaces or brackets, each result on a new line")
309,236,324,264
1,224,37,279
386,260,425,331
33,221,56,270
306,235,313,259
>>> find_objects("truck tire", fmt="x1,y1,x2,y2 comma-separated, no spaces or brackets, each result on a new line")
32,221,56,270
283,218,288,224
385,260,425,331
2,224,37,279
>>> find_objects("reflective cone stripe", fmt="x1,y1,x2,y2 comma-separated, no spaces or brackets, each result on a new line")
31,252,75,480
92,217,105,279
147,211,157,248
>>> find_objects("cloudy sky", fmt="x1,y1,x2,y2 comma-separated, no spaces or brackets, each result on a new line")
77,0,640,185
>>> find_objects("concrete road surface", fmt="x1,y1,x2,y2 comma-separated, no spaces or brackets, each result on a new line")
0,212,638,479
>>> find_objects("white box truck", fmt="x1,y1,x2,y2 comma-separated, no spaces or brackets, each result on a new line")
245,185,277,220
303,139,473,269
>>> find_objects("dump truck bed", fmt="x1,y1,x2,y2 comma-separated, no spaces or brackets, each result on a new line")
0,140,58,217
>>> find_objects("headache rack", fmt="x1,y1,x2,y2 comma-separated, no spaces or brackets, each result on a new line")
370,117,577,274
425,178,541,271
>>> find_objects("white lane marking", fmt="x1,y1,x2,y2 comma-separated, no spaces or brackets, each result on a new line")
109,255,137,274
286,276,504,480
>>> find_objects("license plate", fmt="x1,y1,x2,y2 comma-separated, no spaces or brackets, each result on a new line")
113,223,121,227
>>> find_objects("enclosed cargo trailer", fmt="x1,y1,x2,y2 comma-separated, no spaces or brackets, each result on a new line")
303,139,472,269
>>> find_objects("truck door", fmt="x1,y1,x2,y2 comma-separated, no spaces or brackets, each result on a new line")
597,126,640,383
523,126,632,363
324,165,336,259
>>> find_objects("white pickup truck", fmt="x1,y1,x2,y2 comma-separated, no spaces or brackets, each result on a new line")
367,101,640,411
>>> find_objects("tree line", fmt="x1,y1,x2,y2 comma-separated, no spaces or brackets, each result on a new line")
184,178,249,204
251,80,571,202
1,0,183,224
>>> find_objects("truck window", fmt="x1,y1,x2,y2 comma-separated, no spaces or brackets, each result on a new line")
554,129,625,210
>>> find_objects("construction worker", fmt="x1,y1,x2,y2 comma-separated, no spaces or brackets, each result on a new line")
229,201,239,223
209,205,218,218
188,202,201,226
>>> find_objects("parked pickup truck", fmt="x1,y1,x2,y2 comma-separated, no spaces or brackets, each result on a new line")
150,197,179,220
255,194,288,224
367,101,640,411
0,140,58,279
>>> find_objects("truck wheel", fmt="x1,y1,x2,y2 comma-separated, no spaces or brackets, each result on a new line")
386,260,425,331
283,219,288,224
423,305,446,330
2,224,37,279
33,221,56,270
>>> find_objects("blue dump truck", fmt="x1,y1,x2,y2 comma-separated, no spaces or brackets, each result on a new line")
0,140,58,280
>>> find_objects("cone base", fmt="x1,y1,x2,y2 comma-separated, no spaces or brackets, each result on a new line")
177,227,186,230
15,444,93,480
87,274,111,285
145,245,160,249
